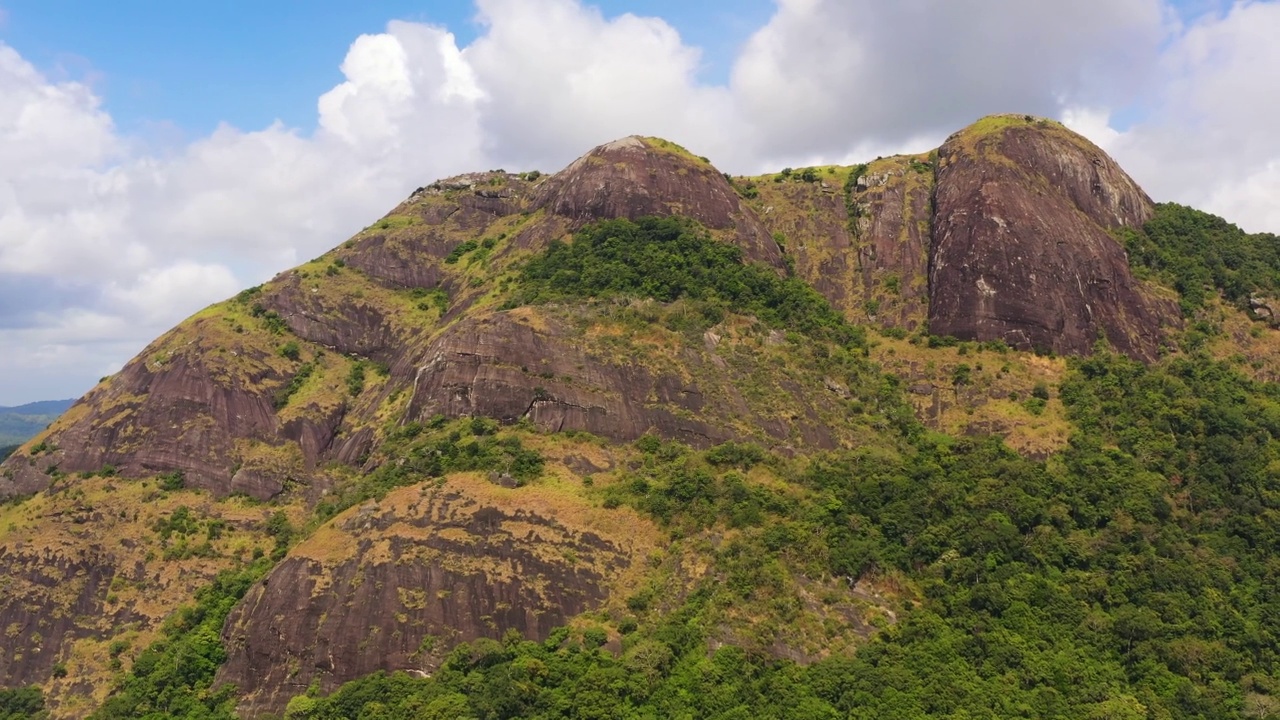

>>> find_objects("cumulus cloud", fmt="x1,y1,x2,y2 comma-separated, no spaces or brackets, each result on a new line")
464,0,743,168
730,0,1169,164
1097,0,1280,233
0,0,1277,404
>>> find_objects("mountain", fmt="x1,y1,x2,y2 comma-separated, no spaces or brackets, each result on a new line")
2,114,1280,719
0,399,73,448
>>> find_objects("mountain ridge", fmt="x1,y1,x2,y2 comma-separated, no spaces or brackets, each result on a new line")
2,114,1279,718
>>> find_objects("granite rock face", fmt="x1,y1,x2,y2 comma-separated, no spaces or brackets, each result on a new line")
1,121,1178,503
533,136,785,269
217,478,654,716
928,117,1177,359
0,336,282,500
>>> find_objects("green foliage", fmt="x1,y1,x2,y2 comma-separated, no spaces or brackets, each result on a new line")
0,687,46,720
346,361,367,397
1021,396,1047,415
252,307,289,335
264,510,295,560
703,441,765,470
410,287,450,314
1122,203,1280,312
159,471,186,492
372,215,415,231
315,420,544,522
513,216,866,348
444,240,479,264
0,445,16,462
303,339,1280,718
153,506,200,540
279,342,302,362
153,506,217,560
842,163,870,237
91,560,273,720
274,361,317,409
233,285,262,304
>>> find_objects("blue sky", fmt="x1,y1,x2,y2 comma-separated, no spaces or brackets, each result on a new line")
0,1,773,138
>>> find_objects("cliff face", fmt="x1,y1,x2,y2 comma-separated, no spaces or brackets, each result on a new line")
218,473,661,716
532,136,784,269
927,116,1178,359
0,117,1194,716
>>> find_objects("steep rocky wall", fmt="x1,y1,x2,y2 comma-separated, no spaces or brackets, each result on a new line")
534,136,784,270
403,309,861,450
217,476,658,716
0,545,115,689
0,332,282,499
928,117,1177,359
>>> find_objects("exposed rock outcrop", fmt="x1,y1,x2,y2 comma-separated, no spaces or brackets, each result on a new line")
928,116,1177,359
0,337,281,499
218,476,659,716
1,119,1185,504
533,136,785,269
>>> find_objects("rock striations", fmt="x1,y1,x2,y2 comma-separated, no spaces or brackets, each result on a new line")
927,115,1177,360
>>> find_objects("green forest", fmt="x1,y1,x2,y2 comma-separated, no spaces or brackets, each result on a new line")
33,203,1280,718
283,206,1280,719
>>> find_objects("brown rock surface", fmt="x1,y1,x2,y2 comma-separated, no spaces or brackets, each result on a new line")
756,158,933,330
403,309,855,450
0,330,281,499
0,545,115,687
406,311,728,447
533,136,784,269
928,116,1176,359
217,475,659,716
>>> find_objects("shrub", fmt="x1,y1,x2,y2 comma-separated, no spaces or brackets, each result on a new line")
444,240,479,264
512,216,865,349
346,361,367,397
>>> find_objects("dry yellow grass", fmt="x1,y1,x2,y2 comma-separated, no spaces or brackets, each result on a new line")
0,475,308,716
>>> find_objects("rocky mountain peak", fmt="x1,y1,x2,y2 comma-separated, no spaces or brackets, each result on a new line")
928,114,1177,360
533,135,784,267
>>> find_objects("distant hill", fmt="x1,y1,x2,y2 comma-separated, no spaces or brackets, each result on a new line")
0,398,73,447
0,399,75,416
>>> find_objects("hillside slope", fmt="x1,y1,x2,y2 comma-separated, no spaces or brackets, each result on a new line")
2,115,1279,718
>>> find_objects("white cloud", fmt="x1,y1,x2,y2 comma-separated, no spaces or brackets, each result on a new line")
463,0,743,168
1094,0,1280,233
729,0,1169,164
0,0,1277,404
